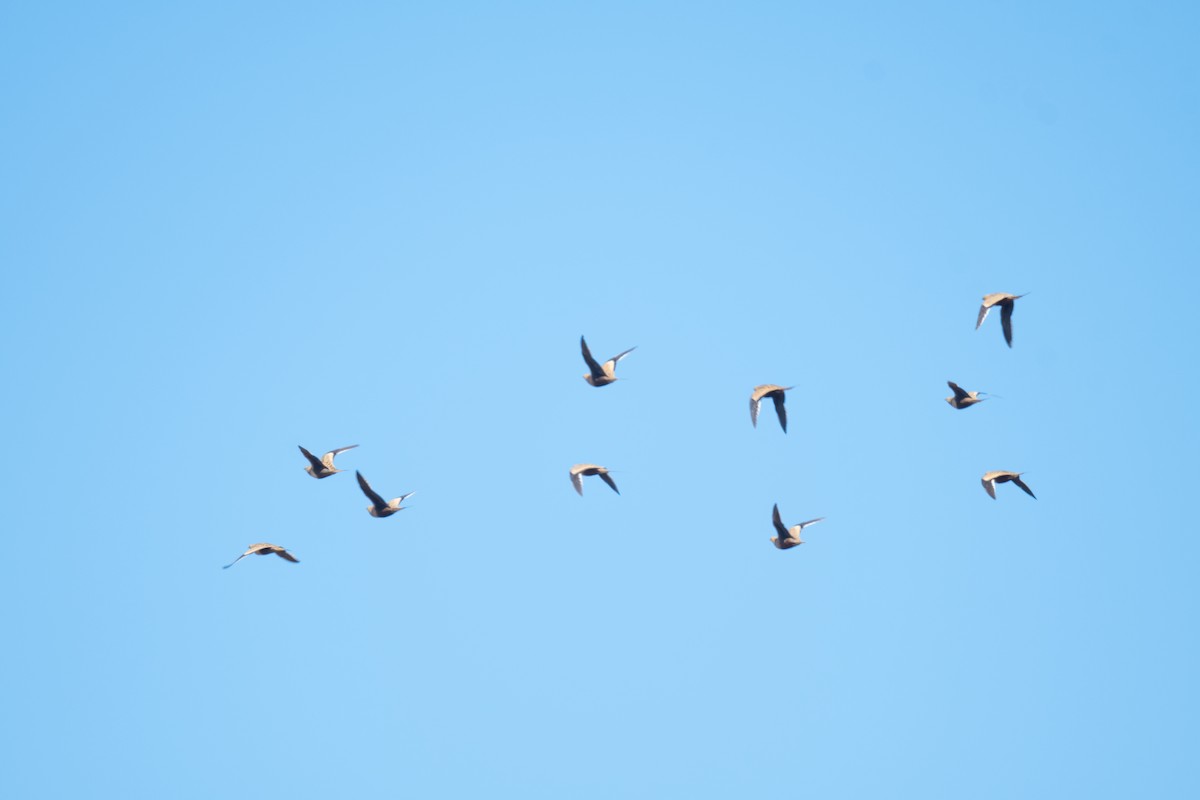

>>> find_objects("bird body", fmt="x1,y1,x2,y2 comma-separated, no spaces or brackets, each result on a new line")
356,470,415,517
945,381,985,410
570,463,620,496
580,336,636,387
976,292,1026,347
299,444,358,478
981,470,1036,500
223,543,299,569
771,503,824,549
750,385,794,432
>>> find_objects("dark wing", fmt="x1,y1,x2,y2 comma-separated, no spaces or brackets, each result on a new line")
947,381,969,400
1011,475,1037,499
599,472,620,495
1000,300,1014,347
771,504,790,539
580,336,605,378
770,392,788,433
274,549,300,563
298,445,324,471
356,471,388,510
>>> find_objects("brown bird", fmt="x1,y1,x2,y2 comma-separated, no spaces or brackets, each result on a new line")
223,543,299,569
356,470,416,518
771,503,825,550
298,444,358,478
976,292,1027,347
945,381,986,410
750,385,794,432
981,471,1036,500
570,463,620,496
580,336,636,387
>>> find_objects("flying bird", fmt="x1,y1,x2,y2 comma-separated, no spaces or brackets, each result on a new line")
771,503,825,550
298,444,358,478
223,543,299,569
750,385,794,432
580,336,636,387
945,381,986,410
356,470,416,518
569,464,620,496
976,293,1027,347
981,471,1037,500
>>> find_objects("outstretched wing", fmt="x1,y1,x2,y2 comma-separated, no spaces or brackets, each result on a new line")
981,476,997,499
1000,301,1015,347
356,471,388,510
274,548,300,563
580,336,605,379
749,396,762,427
976,304,991,330
770,392,788,433
570,469,584,496
599,472,620,495
1011,475,1036,499
222,552,250,570
771,504,790,540
797,517,825,530
298,445,324,471
604,347,637,372
947,381,969,400
322,444,358,468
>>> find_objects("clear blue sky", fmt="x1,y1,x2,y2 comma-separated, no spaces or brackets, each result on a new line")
2,2,1197,797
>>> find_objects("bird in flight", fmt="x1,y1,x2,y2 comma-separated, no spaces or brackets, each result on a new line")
976,293,1027,347
356,471,416,518
770,503,824,550
580,336,636,387
980,471,1036,500
223,543,300,569
298,444,358,478
750,384,794,432
569,463,620,496
945,381,986,410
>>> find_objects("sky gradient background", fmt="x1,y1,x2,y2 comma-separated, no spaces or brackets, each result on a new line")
2,2,1198,797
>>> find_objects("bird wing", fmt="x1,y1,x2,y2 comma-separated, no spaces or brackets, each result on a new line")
770,392,788,433
976,304,991,330
947,381,970,400
580,336,605,378
1000,301,1015,347
322,444,358,468
599,471,620,495
274,548,300,563
1011,475,1037,499
603,347,636,373
222,552,250,569
391,491,416,507
771,504,790,540
797,517,825,530
356,471,388,509
570,469,584,496
749,395,762,427
981,476,997,499
298,445,324,471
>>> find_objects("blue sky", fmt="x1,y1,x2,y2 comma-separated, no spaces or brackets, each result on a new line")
2,2,1198,797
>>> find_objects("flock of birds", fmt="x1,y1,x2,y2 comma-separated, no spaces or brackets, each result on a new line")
223,291,1033,568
